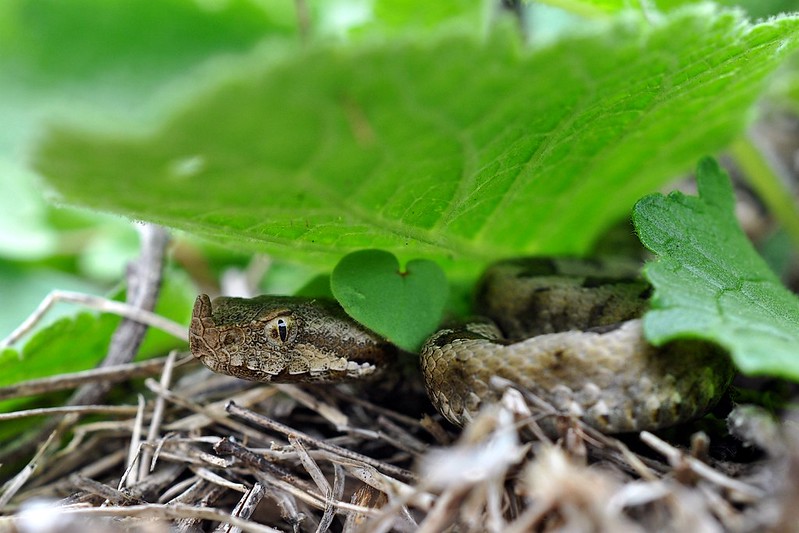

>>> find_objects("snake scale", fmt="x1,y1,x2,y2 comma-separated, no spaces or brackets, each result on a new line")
189,257,734,434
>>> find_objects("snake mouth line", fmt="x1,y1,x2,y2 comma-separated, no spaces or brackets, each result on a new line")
585,322,625,334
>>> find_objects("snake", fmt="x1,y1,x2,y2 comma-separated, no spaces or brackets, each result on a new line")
188,257,734,434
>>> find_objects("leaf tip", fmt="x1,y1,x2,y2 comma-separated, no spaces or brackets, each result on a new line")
695,156,735,211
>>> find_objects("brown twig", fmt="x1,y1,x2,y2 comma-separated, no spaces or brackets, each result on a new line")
0,355,191,401
0,225,171,496
640,431,765,502
139,350,179,481
0,405,139,421
12,503,282,533
0,290,186,350
226,401,417,481
71,224,170,405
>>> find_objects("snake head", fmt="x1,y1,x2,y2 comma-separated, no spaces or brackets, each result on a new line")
189,294,394,383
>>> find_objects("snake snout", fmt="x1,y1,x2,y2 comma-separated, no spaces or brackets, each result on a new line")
192,294,213,320
189,294,218,360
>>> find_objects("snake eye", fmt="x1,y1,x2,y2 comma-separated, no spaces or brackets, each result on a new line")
265,315,295,346
277,318,288,342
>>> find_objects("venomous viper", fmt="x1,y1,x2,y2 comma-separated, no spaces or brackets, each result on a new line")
189,257,734,434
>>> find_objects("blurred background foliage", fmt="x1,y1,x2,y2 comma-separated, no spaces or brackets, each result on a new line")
2,0,799,354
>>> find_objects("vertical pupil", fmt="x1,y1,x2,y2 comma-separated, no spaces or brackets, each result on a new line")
277,319,288,342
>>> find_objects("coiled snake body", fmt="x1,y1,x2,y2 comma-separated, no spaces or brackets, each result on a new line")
189,258,733,434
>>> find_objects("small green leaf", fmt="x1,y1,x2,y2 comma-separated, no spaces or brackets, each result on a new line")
0,272,193,399
632,157,799,380
331,250,448,352
0,312,118,389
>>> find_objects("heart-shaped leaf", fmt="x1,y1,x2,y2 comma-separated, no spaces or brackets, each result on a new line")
331,250,448,352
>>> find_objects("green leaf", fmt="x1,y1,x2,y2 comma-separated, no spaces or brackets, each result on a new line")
535,0,692,16
0,261,105,339
0,0,292,267
0,271,192,449
632,157,799,380
136,269,195,359
0,0,291,161
370,0,483,32
535,0,631,16
33,7,799,273
0,272,194,400
0,313,118,389
717,0,799,19
331,250,448,352
294,274,334,299
538,0,791,17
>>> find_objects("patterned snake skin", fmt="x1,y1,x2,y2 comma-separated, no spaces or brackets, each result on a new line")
189,258,734,434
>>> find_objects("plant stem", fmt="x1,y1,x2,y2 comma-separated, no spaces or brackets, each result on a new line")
729,134,799,250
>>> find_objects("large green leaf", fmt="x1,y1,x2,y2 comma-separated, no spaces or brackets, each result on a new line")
0,0,291,262
34,7,799,272
535,0,693,16
535,0,642,16
538,0,797,17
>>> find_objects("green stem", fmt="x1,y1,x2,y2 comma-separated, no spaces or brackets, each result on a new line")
534,0,607,18
729,135,799,251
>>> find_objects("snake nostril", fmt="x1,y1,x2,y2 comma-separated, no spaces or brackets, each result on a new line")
221,329,243,347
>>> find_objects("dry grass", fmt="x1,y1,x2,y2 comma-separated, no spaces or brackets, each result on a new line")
0,352,795,533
